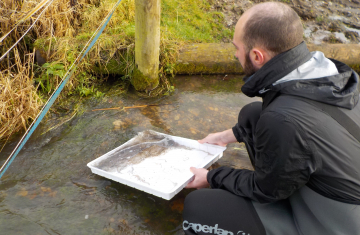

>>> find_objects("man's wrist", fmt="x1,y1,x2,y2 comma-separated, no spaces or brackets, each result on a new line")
220,129,237,144
219,131,228,145
232,125,244,143
206,170,211,188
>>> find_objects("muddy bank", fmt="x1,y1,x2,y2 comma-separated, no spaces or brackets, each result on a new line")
211,0,360,44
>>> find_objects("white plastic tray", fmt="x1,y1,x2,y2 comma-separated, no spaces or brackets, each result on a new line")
87,131,226,200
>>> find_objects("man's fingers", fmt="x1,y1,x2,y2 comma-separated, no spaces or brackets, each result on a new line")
185,168,197,188
185,181,194,188
185,167,210,189
198,134,213,144
198,133,226,146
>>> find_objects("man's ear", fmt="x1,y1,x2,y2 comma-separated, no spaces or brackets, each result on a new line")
249,48,270,69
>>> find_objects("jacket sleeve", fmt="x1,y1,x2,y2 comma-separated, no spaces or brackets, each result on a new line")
207,111,319,203
232,123,244,143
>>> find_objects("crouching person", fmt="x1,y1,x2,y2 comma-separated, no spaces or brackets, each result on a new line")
183,2,360,235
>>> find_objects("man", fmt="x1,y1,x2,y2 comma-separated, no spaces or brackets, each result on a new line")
183,2,360,235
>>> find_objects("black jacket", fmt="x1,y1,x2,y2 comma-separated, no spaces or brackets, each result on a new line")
207,42,360,204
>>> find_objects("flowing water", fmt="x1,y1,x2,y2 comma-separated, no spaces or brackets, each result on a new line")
0,75,260,235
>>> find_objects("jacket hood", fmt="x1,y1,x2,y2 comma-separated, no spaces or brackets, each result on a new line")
241,42,360,110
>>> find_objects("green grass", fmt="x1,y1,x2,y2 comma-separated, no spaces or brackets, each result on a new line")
161,0,232,42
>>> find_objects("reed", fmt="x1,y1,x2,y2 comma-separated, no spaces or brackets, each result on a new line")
0,49,42,141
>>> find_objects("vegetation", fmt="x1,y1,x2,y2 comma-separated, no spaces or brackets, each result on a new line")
0,0,233,141
0,50,43,141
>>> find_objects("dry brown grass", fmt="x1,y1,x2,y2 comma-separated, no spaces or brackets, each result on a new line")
1,0,138,91
0,0,136,141
0,49,42,141
1,0,85,68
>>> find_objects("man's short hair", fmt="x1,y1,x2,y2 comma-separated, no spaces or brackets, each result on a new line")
242,2,303,55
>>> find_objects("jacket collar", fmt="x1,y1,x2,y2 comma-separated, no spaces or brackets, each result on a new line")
241,41,312,97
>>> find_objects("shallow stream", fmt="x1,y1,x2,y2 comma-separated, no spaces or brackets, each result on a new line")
0,75,260,235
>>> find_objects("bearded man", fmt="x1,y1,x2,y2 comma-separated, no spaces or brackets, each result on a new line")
183,2,360,235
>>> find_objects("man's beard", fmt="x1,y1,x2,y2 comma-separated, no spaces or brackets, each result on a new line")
243,52,257,77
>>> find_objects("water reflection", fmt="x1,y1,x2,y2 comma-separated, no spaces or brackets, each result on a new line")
0,75,260,234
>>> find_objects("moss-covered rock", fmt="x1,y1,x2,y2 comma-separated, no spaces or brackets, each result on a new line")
175,43,243,74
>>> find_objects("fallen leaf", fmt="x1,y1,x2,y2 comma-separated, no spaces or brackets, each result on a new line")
113,120,124,130
104,227,114,233
167,218,179,223
28,193,37,200
49,191,57,197
41,187,51,192
16,190,28,197
100,141,109,147
119,219,128,225
190,127,197,134
188,109,200,116
170,199,184,212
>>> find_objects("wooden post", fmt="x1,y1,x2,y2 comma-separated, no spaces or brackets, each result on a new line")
133,0,161,91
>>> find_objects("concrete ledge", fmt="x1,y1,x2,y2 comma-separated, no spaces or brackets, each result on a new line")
34,43,360,75
175,43,242,74
175,43,360,74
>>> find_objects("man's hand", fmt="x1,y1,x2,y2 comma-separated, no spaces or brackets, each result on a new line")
198,129,236,146
185,167,210,189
